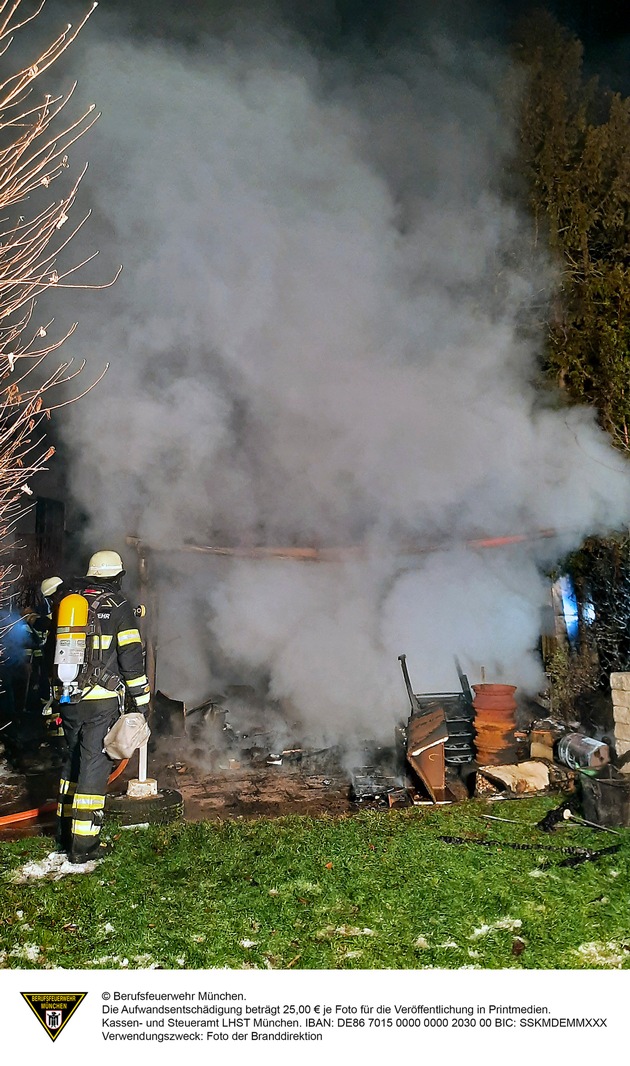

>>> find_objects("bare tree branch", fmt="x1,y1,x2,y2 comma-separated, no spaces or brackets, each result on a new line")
0,1,114,625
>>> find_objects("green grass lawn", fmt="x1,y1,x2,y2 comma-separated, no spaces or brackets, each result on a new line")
1,796,629,970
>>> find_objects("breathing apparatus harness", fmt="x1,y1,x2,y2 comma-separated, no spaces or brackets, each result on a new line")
54,584,123,705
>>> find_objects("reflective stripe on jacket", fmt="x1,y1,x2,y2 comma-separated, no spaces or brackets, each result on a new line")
65,581,150,710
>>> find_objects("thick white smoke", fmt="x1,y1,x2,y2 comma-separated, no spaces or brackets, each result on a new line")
48,7,630,743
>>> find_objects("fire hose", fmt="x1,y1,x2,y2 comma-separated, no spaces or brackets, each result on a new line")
0,759,129,828
437,834,622,868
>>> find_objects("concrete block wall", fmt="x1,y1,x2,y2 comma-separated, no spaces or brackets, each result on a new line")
610,673,630,772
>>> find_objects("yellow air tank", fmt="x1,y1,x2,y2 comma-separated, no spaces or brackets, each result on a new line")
54,593,89,703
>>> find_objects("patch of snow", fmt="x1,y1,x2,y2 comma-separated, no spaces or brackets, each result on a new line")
316,924,375,938
10,943,40,961
470,917,522,939
292,881,322,896
495,918,522,931
0,761,19,782
9,851,99,883
339,926,374,936
528,869,559,880
574,941,630,969
89,955,157,969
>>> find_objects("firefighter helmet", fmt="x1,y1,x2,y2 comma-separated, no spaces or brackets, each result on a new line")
41,576,63,598
86,550,124,578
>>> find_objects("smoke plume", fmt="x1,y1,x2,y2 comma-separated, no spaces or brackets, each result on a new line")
47,4,630,743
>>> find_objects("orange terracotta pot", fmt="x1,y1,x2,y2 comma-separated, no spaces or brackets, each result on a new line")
474,709,518,721
472,684,517,697
472,694,518,711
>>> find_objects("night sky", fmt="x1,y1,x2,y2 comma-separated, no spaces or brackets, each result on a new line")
96,0,630,45
96,0,630,91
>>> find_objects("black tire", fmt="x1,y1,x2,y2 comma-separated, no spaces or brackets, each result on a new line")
105,788,184,826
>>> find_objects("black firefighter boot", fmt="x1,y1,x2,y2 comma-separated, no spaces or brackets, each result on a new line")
67,808,113,864
55,781,75,854
68,840,113,865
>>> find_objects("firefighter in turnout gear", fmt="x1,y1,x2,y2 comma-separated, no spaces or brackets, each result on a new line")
37,577,65,740
55,551,151,864
21,579,63,711
36,576,63,701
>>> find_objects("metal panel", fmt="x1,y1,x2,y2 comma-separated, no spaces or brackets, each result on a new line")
406,708,448,802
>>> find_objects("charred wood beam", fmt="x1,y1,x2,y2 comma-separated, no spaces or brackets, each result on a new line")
125,529,558,562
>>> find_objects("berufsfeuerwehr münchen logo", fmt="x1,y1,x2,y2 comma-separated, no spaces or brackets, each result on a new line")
21,992,87,1041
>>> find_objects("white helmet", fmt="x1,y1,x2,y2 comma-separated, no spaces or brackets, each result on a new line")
86,550,124,578
41,576,63,598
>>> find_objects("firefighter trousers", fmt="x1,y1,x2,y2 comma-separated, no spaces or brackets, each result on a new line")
57,697,120,860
